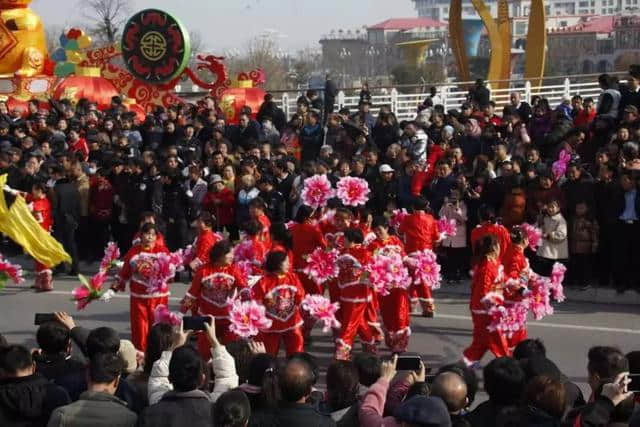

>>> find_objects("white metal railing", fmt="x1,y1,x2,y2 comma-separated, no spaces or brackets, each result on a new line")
274,77,610,122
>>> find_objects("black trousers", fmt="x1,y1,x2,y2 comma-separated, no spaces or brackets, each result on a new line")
89,219,111,262
569,253,592,286
442,246,467,280
55,221,79,273
596,223,615,287
166,218,188,252
612,220,640,290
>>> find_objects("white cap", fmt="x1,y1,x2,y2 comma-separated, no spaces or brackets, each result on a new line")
379,164,394,173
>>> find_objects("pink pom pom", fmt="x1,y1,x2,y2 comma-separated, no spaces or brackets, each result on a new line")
549,263,566,303
301,174,335,209
148,251,184,294
366,252,411,296
487,303,528,338
0,256,24,289
302,248,340,285
520,223,542,251
153,304,183,326
526,273,554,320
437,217,457,241
227,298,273,339
301,295,341,332
336,177,370,207
404,249,442,290
389,209,409,230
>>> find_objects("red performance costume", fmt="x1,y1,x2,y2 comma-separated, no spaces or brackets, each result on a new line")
253,271,306,356
188,229,221,271
462,257,510,365
398,211,440,315
290,220,328,296
116,245,170,351
470,223,511,262
335,245,377,360
367,236,410,353
501,243,530,349
257,213,272,250
28,195,53,291
181,263,247,359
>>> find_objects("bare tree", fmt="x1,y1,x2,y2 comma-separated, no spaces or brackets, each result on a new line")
79,0,131,43
45,25,64,53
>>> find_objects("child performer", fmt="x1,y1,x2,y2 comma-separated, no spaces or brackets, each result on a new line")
181,240,247,359
368,216,410,354
335,228,377,360
290,206,328,296
188,212,221,272
239,220,269,275
131,212,168,251
115,223,170,351
462,235,511,366
502,226,530,350
398,196,440,317
253,251,306,356
28,182,53,291
470,205,511,264
269,222,294,268
249,198,272,250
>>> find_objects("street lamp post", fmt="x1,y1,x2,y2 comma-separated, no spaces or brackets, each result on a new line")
339,48,351,88
366,46,380,80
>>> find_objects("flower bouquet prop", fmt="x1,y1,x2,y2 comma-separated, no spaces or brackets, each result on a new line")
301,295,341,332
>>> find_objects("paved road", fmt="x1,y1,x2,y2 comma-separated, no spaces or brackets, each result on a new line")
2,277,640,399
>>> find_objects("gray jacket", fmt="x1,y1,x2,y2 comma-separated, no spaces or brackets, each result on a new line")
47,391,137,427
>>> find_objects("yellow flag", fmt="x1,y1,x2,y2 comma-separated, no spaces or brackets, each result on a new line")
0,174,71,267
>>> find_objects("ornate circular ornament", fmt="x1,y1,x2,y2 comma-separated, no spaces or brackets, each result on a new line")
121,9,191,83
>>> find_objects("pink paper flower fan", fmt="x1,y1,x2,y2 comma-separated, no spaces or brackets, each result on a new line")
147,253,175,294
168,250,186,273
301,174,335,209
182,245,195,266
153,304,183,326
71,271,108,310
480,291,505,309
404,249,442,290
487,303,528,338
99,242,121,272
520,223,543,251
389,209,409,230
437,217,457,240
0,256,25,289
366,253,411,296
233,240,255,263
302,248,340,285
336,177,370,207
549,263,567,303
301,295,341,332
526,273,554,320
227,298,273,339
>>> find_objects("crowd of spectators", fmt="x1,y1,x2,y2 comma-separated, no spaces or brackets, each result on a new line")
1,312,639,427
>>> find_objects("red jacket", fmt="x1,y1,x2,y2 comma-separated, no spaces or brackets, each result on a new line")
257,214,272,250
70,138,89,162
191,229,222,269
27,195,52,232
337,245,372,303
290,221,327,269
118,245,170,298
202,189,235,226
502,244,529,303
398,212,440,254
367,235,405,256
411,145,445,195
184,263,247,318
89,176,113,222
253,271,306,332
574,109,596,127
470,223,511,261
470,258,502,312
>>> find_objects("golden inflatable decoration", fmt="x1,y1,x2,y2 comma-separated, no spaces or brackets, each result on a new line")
396,39,437,68
524,0,547,88
0,0,47,77
449,0,547,88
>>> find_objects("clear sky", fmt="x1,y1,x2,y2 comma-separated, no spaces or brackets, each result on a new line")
31,0,417,53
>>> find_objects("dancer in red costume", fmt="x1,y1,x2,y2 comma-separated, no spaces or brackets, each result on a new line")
115,223,170,351
269,222,294,268
249,198,272,250
398,196,440,317
181,240,247,359
28,182,54,291
355,207,382,341
253,251,306,356
501,227,530,350
462,234,511,366
368,216,411,353
335,228,377,360
322,208,354,306
188,212,221,272
290,206,327,296
131,212,168,251
470,205,511,263
239,220,269,275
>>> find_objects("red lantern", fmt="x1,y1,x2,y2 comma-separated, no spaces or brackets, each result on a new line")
219,87,266,124
5,97,29,118
53,68,120,111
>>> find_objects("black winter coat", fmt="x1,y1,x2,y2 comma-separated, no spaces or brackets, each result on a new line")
0,374,70,427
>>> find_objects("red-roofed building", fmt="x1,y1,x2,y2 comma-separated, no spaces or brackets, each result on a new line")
368,18,446,31
367,17,446,45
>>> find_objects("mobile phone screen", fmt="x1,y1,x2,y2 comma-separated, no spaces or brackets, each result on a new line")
396,356,422,371
34,313,57,325
182,316,211,331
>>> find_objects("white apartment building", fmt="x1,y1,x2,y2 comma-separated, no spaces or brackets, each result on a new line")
411,0,638,21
